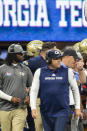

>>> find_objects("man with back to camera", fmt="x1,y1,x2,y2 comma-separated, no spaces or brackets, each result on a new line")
30,49,81,131
24,41,57,75
0,44,33,131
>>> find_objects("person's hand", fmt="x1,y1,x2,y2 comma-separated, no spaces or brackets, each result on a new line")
81,111,87,120
31,109,37,119
24,96,30,105
76,61,84,71
11,97,21,104
74,109,81,119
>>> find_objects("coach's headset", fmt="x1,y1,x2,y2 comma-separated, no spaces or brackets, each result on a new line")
46,50,62,64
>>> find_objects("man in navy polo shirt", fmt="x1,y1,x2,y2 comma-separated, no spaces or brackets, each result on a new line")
30,49,81,131
24,42,57,131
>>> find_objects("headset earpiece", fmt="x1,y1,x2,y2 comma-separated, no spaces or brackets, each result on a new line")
46,52,52,64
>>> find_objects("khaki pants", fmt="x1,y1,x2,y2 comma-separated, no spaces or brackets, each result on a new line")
0,108,27,131
34,98,43,131
84,128,87,131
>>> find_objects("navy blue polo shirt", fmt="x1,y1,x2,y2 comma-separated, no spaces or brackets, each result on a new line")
39,66,70,117
25,55,47,75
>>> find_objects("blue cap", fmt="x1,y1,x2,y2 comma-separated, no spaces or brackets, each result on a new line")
47,50,62,59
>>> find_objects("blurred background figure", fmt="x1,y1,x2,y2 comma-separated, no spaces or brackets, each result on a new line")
72,42,81,53
72,51,85,131
24,41,57,75
61,48,86,131
73,39,87,131
72,39,87,55
80,39,87,131
23,40,43,61
0,50,5,65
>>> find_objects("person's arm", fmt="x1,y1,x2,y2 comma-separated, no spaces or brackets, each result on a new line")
68,68,80,109
0,66,21,103
0,90,12,101
0,66,12,101
0,90,21,104
68,68,81,118
30,68,40,119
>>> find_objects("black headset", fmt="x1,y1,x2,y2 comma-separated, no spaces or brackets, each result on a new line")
46,52,52,64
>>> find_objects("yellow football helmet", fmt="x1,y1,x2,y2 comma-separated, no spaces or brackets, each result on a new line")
27,40,43,57
79,39,87,54
72,42,80,52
